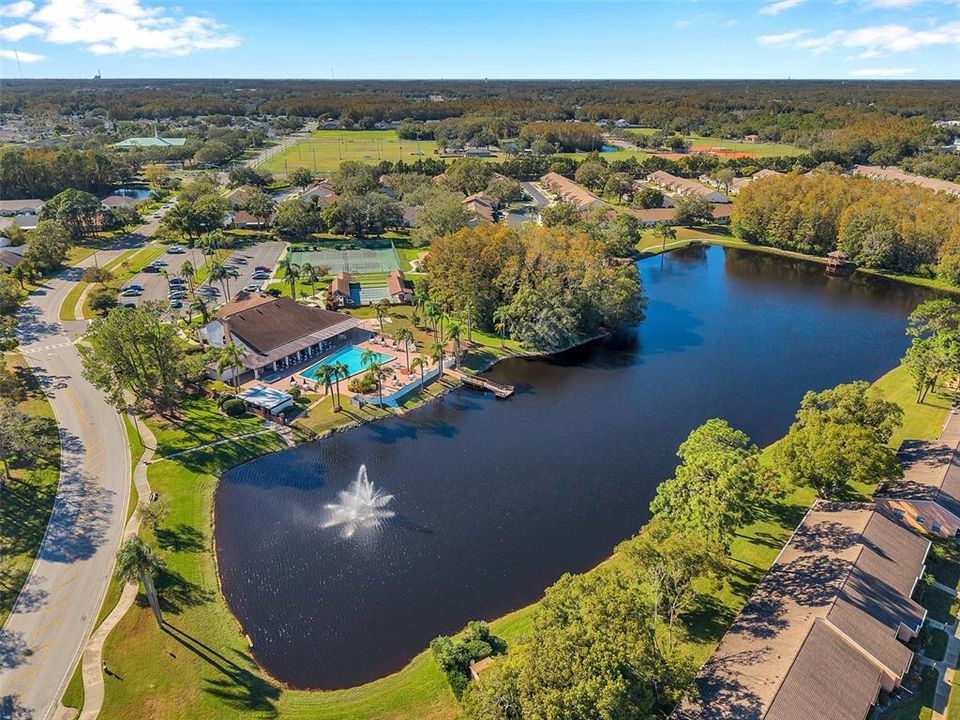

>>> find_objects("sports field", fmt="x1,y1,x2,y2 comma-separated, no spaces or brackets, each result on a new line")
259,130,439,176
624,128,805,158
289,246,401,275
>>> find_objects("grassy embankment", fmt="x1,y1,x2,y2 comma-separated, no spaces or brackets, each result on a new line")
0,353,61,626
93,348,953,720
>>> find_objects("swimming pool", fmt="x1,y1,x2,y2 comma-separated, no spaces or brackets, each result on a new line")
301,345,391,381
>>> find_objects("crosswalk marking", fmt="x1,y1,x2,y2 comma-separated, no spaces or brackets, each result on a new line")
23,341,73,354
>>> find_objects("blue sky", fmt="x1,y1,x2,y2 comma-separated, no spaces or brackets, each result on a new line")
0,0,957,79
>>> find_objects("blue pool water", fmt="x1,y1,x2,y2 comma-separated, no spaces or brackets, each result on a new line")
302,345,391,380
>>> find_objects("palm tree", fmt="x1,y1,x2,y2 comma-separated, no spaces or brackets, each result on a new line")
431,341,445,379
313,364,335,399
115,536,165,627
279,253,301,300
425,300,441,342
394,326,414,369
222,265,240,299
360,348,381,372
301,262,319,298
331,360,349,410
374,298,391,335
208,260,228,296
217,343,246,393
190,296,210,325
366,361,393,407
410,356,427,389
654,220,677,257
446,321,463,369
464,302,475,343
493,306,509,348
180,260,196,296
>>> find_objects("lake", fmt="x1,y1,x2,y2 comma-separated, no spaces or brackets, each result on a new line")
214,245,930,690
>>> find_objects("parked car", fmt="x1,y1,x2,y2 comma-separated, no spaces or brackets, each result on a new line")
169,299,183,309
120,288,141,297
251,271,270,280
168,290,187,300
122,283,143,292
142,265,160,273
168,278,187,286
242,284,261,293
198,286,219,296
150,259,168,267
254,265,270,272
166,246,186,254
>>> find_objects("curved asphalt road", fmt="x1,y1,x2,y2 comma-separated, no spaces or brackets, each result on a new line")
1,246,134,720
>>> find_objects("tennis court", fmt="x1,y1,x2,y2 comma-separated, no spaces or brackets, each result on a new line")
288,246,400,275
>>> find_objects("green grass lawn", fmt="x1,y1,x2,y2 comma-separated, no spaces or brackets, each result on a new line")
920,584,956,625
0,353,61,626
60,246,145,321
947,670,960,719
148,395,271,456
876,665,939,720
260,130,442,176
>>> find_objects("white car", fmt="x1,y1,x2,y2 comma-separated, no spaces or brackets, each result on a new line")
168,290,188,300
251,271,270,280
166,246,186,254
151,259,168,267
122,283,144,292
120,288,141,297
242,284,261,293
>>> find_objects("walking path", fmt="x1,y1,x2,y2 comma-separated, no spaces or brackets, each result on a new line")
1,247,134,720
930,616,960,719
71,417,156,720
156,427,282,461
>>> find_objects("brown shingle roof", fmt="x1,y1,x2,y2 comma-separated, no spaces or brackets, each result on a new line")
540,172,605,210
765,619,883,720
218,296,355,354
673,501,929,720
329,271,351,297
387,269,407,297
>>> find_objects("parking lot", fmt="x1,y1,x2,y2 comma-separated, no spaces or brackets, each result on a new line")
119,240,286,311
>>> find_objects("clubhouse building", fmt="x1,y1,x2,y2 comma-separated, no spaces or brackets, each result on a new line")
200,294,363,382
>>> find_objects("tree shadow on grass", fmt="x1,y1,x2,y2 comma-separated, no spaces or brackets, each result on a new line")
152,570,214,615
155,523,205,553
161,623,279,717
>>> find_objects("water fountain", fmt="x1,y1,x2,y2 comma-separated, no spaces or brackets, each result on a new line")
322,465,395,538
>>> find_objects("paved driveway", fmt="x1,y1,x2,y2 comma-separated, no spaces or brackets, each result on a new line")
2,249,133,720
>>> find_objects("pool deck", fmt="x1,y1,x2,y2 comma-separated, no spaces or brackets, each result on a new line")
240,332,435,404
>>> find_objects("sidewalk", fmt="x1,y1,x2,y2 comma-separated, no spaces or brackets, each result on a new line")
66,416,157,720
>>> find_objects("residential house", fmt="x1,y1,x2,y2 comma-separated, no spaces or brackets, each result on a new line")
386,270,413,304
540,172,606,211
299,180,340,208
199,295,362,382
327,271,355,308
230,210,270,230
462,193,498,224
101,194,138,209
673,500,929,720
852,165,960,198
224,184,258,208
877,410,960,538
647,170,730,203
0,199,44,216
0,250,23,271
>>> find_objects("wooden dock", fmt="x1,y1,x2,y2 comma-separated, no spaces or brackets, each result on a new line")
458,372,515,398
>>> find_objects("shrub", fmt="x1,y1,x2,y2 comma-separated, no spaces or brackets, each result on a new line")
430,621,506,700
289,387,301,400
348,371,377,394
222,398,246,417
